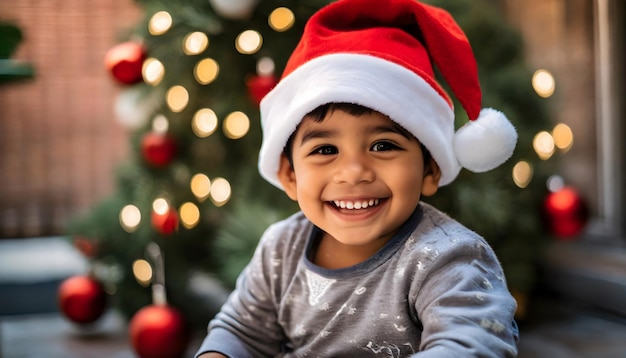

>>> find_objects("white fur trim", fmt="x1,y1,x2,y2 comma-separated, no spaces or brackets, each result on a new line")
258,53,461,190
453,108,517,172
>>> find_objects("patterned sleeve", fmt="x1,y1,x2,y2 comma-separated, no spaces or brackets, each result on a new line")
195,223,288,358
410,230,519,358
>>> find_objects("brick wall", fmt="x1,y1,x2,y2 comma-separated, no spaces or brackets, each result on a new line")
0,0,141,237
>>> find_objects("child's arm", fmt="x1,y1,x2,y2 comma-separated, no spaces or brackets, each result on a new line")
412,235,518,357
194,223,289,357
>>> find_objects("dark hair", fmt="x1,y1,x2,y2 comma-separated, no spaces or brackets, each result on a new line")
282,103,433,173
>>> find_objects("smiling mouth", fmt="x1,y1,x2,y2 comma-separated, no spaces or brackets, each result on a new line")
332,199,381,210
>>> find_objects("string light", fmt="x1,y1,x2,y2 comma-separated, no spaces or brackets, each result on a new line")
210,177,231,206
179,202,200,229
142,58,165,86
256,57,275,76
166,85,189,112
120,204,141,232
149,11,173,35
192,109,218,138
151,114,169,133
512,161,533,188
532,69,555,98
183,32,209,55
194,58,219,85
269,7,295,32
152,198,170,215
547,175,565,192
223,111,250,139
533,131,555,160
552,123,573,152
235,30,262,54
132,259,153,286
190,173,211,201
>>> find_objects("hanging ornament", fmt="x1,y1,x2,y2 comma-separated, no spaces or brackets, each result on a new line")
129,243,189,358
58,275,107,324
141,132,177,168
209,0,259,20
129,304,188,358
104,41,146,85
246,74,278,106
543,186,589,239
151,206,179,235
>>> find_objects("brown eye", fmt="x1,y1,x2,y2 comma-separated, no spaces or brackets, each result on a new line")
312,145,337,155
371,141,399,152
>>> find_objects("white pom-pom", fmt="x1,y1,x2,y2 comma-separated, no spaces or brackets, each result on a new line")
453,108,517,172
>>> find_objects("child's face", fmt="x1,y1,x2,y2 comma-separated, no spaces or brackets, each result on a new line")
277,109,440,248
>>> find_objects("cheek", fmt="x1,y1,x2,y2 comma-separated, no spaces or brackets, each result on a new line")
389,164,424,196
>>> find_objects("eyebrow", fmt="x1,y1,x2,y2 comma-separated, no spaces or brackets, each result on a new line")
372,124,412,139
297,123,412,147
298,128,335,147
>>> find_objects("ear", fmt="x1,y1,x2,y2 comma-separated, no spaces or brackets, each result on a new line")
277,153,298,201
421,160,441,197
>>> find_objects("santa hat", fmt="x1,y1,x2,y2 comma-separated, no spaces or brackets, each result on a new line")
258,0,517,190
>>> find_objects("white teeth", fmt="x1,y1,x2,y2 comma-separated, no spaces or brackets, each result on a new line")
333,199,380,210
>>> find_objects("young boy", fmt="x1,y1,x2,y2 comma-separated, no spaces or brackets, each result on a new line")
197,0,519,356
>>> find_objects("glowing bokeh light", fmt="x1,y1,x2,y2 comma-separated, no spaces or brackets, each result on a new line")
152,198,170,215
190,173,211,201
192,109,218,138
532,69,556,98
547,175,565,193
179,202,200,229
149,11,172,35
235,30,262,54
257,57,275,76
512,161,533,188
132,259,153,286
533,131,555,160
183,32,209,55
166,85,189,112
120,204,141,232
210,177,231,206
142,58,165,86
552,123,574,152
194,58,219,85
151,114,169,133
269,7,295,32
223,111,250,139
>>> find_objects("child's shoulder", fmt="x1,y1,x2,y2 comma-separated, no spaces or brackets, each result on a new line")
266,211,311,236
259,211,313,249
419,202,476,234
416,202,490,250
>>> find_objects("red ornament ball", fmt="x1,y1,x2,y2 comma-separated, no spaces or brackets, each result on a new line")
141,132,177,168
246,74,278,106
129,304,189,358
151,208,179,235
104,41,146,85
58,275,107,324
543,187,589,239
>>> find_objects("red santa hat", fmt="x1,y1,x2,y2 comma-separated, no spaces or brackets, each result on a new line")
258,0,517,189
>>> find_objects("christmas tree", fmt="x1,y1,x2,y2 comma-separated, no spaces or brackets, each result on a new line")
68,0,558,334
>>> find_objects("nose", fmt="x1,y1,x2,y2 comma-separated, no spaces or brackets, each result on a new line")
333,153,375,185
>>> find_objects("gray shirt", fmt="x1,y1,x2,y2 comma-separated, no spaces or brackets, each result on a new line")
196,203,518,357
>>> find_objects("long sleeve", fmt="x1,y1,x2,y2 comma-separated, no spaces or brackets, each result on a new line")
195,222,291,357
409,210,519,357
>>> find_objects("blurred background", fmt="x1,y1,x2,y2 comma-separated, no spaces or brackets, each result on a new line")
0,0,625,357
